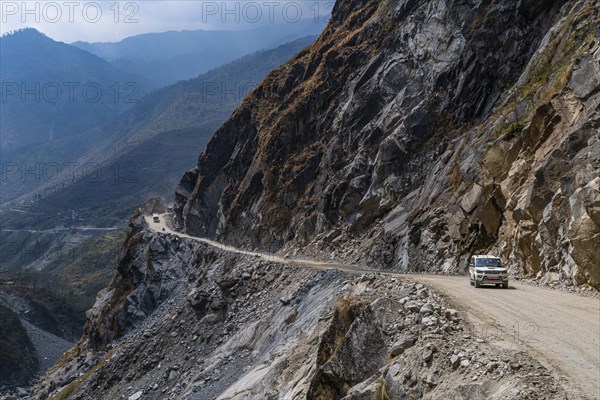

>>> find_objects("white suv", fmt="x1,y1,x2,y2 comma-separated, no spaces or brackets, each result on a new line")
469,255,508,289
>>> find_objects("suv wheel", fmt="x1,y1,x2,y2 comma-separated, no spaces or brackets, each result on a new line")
503,282,509,289
475,280,480,288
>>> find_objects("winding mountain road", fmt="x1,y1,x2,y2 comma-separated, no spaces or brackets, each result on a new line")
146,214,600,399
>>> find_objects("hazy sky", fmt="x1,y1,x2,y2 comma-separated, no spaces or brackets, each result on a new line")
1,1,334,42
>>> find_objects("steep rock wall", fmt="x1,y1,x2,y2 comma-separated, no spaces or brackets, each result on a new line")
175,0,598,287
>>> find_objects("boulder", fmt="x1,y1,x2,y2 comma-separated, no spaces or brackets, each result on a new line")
390,336,416,357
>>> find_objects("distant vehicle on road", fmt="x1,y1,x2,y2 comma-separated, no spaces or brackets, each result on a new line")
469,255,508,289
152,213,160,223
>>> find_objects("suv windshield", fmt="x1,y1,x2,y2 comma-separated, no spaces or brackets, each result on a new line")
475,258,502,267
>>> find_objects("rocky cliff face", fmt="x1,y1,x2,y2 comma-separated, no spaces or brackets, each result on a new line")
175,0,599,288
31,215,567,399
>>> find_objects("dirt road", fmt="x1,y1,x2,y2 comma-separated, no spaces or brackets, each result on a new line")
146,214,600,399
415,276,600,400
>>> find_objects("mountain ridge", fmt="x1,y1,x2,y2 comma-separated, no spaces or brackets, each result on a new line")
0,28,154,148
72,21,327,85
0,28,155,205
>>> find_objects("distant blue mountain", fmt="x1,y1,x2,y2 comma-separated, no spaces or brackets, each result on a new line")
0,28,154,151
72,20,326,85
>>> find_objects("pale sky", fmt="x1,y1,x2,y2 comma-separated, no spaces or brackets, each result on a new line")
0,0,334,43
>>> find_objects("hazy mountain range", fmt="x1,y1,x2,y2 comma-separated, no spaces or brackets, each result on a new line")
72,20,326,85
0,28,154,151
